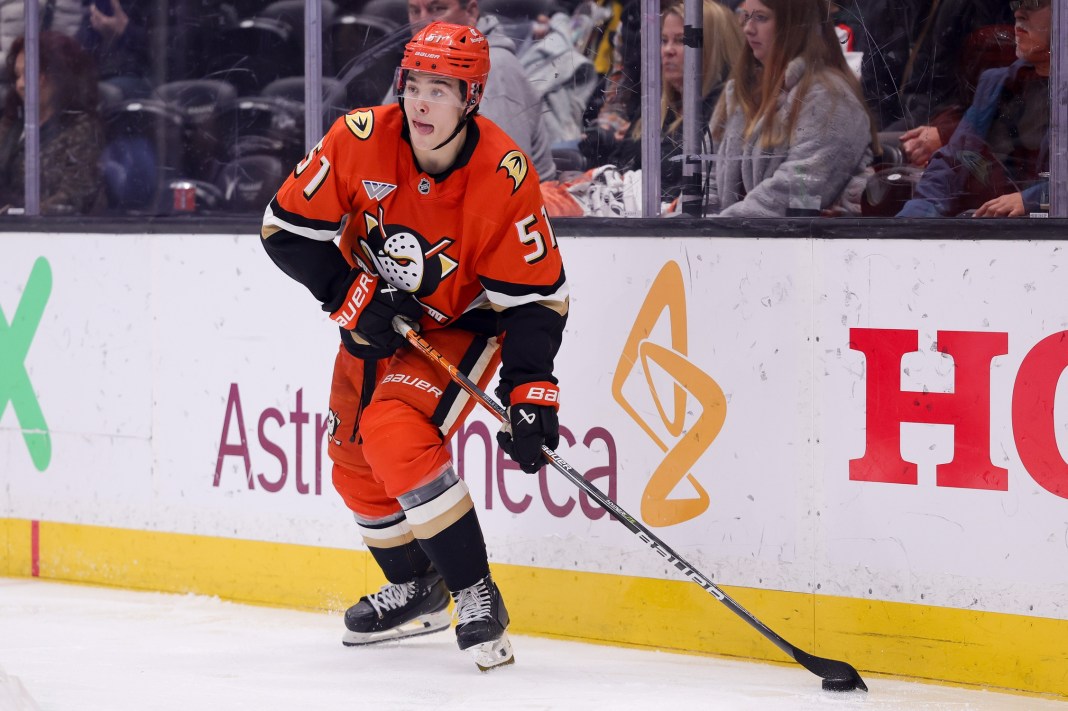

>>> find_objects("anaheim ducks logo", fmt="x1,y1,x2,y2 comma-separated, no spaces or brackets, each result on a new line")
352,205,458,320
345,110,374,140
497,150,528,195
326,409,343,446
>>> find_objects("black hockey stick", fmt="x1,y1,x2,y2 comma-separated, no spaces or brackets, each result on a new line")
392,317,867,692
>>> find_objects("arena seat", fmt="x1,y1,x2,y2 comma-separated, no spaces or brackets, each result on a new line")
329,14,407,110
100,98,186,212
262,76,351,131
215,154,288,212
223,95,305,165
206,17,299,94
156,79,240,181
258,0,337,30
360,0,408,26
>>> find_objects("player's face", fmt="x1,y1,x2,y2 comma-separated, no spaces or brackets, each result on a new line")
402,71,467,151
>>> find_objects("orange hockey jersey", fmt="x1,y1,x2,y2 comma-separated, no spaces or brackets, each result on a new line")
261,104,568,391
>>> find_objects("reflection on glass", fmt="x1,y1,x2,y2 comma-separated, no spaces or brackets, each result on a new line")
0,0,1059,219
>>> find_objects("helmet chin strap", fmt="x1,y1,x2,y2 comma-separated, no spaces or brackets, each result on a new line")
429,108,474,152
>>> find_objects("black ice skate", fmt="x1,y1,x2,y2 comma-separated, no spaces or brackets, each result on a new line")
452,575,514,671
342,571,451,646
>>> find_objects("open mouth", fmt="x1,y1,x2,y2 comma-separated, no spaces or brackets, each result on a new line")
411,119,435,136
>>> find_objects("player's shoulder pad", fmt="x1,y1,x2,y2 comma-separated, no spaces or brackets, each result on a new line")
339,104,404,141
473,117,536,197
496,149,530,196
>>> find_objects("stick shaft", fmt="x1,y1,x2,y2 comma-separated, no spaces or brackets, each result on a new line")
391,317,867,689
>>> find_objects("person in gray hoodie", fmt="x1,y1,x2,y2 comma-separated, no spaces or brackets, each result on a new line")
707,0,877,217
404,0,556,181
0,0,82,69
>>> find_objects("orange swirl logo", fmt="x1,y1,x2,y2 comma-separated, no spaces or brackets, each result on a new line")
612,261,727,527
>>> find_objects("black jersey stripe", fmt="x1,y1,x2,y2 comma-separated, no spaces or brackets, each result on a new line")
479,267,567,298
268,196,344,234
431,332,492,428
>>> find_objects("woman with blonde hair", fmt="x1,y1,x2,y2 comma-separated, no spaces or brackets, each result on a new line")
659,0,744,138
578,0,744,204
707,0,877,216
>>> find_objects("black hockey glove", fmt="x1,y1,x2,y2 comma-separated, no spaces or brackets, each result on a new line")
326,269,422,354
496,382,560,473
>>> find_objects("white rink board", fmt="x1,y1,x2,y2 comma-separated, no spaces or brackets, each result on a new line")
817,239,1068,617
2,232,1067,620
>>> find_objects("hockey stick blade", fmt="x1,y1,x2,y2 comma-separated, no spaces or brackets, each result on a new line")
392,317,868,692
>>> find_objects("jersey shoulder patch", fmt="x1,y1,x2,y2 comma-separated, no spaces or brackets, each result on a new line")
497,150,529,195
345,109,374,140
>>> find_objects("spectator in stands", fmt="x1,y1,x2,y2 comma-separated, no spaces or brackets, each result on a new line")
881,0,1016,167
513,10,597,148
0,0,82,69
0,31,102,214
578,0,641,141
76,0,152,100
833,0,925,132
707,0,876,216
896,0,1050,218
578,0,743,205
405,0,557,180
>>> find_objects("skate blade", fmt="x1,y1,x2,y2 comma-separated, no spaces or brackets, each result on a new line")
469,631,515,672
342,609,451,647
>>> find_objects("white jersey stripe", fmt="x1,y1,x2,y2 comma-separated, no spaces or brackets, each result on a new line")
438,337,499,437
355,517,413,543
484,281,570,310
263,204,340,242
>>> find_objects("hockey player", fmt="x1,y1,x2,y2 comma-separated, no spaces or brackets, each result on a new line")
260,22,567,671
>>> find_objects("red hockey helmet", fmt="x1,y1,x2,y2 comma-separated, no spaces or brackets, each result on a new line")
398,22,491,111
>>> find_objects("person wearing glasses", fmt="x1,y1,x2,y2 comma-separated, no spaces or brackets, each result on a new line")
706,0,877,216
897,0,1050,217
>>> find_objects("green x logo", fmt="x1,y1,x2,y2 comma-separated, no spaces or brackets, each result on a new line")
1,257,52,471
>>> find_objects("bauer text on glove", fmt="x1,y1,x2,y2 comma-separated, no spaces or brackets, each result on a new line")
496,382,560,473
325,270,422,353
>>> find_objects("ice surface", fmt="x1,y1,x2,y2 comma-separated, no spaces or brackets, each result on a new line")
0,578,1062,711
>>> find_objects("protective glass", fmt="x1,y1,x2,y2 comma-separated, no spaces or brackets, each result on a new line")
393,68,466,108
